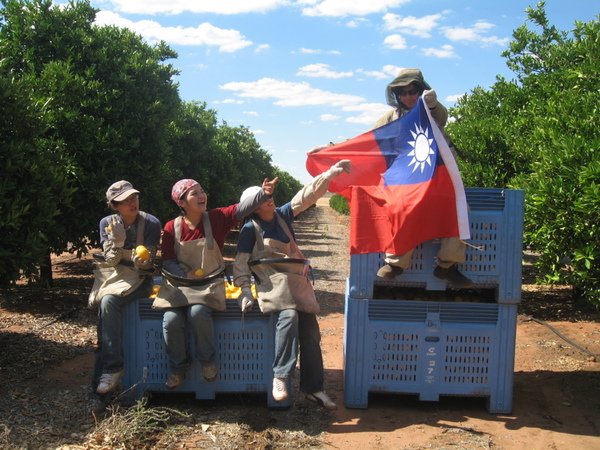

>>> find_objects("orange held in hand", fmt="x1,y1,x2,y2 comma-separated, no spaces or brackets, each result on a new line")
135,245,150,261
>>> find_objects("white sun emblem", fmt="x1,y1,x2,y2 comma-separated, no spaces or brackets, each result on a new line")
407,124,434,173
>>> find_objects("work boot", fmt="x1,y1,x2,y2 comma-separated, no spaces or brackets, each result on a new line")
376,264,404,280
165,372,184,389
433,265,473,289
306,390,337,410
202,362,218,382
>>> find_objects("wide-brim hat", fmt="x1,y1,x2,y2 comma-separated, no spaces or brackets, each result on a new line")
106,180,139,203
385,68,432,107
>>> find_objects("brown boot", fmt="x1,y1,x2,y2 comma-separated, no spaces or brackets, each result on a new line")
376,264,404,280
433,265,473,288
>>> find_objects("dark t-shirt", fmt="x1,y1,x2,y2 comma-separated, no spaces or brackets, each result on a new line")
236,203,295,254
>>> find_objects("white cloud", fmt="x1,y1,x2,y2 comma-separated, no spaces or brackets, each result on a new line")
442,21,509,47
255,44,270,53
357,64,403,80
342,102,391,125
219,77,390,125
106,0,288,15
421,44,457,58
320,114,340,121
215,98,244,104
250,128,265,135
243,111,259,116
220,77,365,107
300,0,410,17
446,93,465,103
297,63,353,79
297,48,341,55
383,34,408,50
95,11,252,52
346,18,368,28
382,13,444,38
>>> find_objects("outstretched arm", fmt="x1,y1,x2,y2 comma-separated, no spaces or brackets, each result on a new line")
290,160,351,217
235,177,280,220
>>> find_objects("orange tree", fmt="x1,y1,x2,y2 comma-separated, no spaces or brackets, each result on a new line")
447,2,600,308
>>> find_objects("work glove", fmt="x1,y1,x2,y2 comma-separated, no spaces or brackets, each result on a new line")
423,89,438,109
307,142,334,154
132,252,152,270
238,287,254,312
324,160,351,179
105,217,126,248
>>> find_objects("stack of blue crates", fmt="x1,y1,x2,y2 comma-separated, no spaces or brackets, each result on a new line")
120,298,291,408
344,188,524,413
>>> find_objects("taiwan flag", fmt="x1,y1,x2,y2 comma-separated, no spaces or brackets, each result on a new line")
306,96,470,255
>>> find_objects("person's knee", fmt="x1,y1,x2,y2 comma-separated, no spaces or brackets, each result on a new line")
279,308,299,327
163,310,185,331
99,295,119,315
189,304,212,320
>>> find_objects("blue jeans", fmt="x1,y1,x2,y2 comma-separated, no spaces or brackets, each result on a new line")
162,304,215,374
96,279,151,375
298,311,324,394
273,308,299,378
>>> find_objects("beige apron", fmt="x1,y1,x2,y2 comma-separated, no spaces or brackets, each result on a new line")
88,212,150,307
249,214,319,314
153,214,226,311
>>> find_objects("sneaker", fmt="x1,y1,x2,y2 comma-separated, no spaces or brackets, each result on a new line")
306,390,337,410
272,377,288,402
376,264,404,280
202,362,218,382
433,265,474,289
96,370,124,395
165,372,184,389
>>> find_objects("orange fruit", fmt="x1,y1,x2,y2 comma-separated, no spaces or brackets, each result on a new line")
135,245,150,261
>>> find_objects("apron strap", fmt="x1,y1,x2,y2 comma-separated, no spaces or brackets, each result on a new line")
173,214,215,250
135,211,147,246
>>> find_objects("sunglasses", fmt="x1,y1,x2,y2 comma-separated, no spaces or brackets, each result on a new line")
396,88,421,97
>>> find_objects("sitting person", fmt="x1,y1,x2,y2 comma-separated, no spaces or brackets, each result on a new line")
90,180,161,396
154,177,277,389
233,160,350,408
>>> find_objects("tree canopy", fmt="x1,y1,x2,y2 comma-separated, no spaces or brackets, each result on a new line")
447,2,600,308
0,0,301,284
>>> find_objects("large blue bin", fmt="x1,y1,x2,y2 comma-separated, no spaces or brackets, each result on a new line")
344,188,524,413
120,298,291,408
348,188,524,302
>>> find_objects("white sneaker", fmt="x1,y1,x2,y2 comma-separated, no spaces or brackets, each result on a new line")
307,390,337,410
96,370,124,395
272,377,288,402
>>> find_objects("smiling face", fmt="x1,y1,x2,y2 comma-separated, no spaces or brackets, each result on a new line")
180,184,207,215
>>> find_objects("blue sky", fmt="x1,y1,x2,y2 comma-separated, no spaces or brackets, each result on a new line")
61,1,598,184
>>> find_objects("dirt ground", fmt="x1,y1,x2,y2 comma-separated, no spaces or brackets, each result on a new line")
1,198,599,449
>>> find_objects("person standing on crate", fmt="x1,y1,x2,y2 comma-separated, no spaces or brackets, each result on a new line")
153,177,278,390
233,160,351,409
89,180,162,397
310,68,472,288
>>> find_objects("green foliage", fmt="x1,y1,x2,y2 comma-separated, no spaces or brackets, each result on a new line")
329,194,349,215
447,2,600,308
0,0,302,284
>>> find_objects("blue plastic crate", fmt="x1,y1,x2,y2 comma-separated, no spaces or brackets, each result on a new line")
120,298,291,408
348,188,524,303
343,290,518,413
